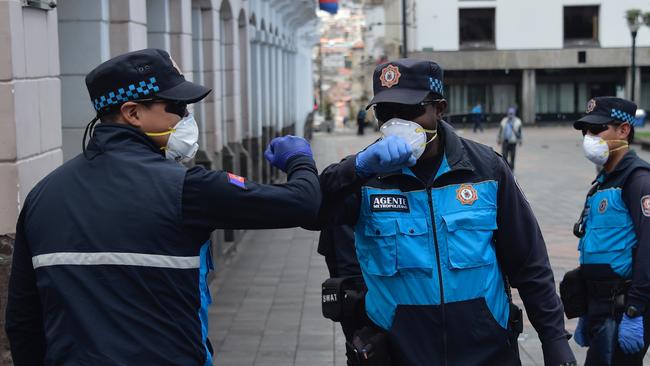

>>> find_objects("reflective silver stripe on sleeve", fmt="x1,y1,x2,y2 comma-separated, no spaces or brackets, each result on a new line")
32,252,200,269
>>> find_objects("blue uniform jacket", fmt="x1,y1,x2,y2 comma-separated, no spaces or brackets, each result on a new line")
311,122,574,366
579,150,650,312
5,123,321,365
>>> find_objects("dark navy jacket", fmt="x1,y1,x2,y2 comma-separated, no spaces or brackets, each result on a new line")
5,123,320,365
312,122,574,366
579,150,650,312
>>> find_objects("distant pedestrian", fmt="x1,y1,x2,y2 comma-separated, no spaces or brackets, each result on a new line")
357,109,367,135
497,107,523,171
471,102,484,133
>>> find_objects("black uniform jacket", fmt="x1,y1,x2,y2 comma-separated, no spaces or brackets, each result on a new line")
5,123,320,365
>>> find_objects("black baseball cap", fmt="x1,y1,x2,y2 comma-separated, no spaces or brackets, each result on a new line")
366,58,444,109
85,48,212,115
574,96,637,129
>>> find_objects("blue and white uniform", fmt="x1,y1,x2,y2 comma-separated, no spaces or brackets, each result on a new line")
313,121,574,366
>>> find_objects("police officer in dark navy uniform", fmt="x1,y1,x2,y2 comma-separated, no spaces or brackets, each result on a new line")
309,59,577,366
5,48,320,365
567,97,650,365
318,223,368,365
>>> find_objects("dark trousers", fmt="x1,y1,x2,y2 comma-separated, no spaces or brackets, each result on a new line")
472,115,483,132
584,301,650,366
501,143,517,171
357,120,365,135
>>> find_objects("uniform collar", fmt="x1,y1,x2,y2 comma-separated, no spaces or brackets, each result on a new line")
86,122,165,157
598,150,637,182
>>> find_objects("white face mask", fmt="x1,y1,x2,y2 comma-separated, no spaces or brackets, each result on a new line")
582,133,629,167
379,118,437,160
147,113,199,163
582,134,610,166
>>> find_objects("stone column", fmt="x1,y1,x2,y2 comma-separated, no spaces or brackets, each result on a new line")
109,0,147,56
147,0,171,51
521,69,536,125
249,28,263,183
261,32,272,183
169,0,193,82
0,1,63,362
236,14,252,181
58,0,111,160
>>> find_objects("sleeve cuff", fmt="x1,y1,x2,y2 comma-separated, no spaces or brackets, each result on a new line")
285,155,316,172
626,296,647,314
542,336,576,366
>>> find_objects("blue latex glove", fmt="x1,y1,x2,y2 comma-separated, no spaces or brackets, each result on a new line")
618,314,644,354
574,316,589,347
264,135,313,172
355,135,416,178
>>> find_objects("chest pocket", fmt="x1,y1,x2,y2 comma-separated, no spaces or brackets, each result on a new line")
442,208,497,269
584,215,629,253
360,216,431,276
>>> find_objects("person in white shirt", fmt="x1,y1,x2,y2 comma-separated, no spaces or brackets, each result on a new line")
497,107,523,171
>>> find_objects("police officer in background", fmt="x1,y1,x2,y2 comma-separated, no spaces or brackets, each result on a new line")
568,97,650,365
318,222,368,365
5,48,320,365
309,58,576,366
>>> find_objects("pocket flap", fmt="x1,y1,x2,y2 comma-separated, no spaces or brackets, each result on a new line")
396,217,428,236
442,209,497,232
583,228,628,253
364,218,397,237
589,215,627,229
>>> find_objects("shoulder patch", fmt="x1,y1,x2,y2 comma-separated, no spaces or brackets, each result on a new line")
641,195,650,217
227,172,246,189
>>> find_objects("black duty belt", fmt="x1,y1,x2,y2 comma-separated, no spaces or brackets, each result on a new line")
585,279,630,300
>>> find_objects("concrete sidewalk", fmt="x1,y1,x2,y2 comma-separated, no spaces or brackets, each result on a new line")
208,126,650,365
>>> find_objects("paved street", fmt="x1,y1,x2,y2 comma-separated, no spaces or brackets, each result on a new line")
208,124,650,365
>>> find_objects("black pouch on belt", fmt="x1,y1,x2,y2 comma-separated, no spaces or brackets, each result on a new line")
322,276,365,322
560,267,588,319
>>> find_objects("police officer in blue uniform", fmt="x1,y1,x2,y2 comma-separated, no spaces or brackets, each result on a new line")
310,59,576,366
569,97,650,365
5,48,320,365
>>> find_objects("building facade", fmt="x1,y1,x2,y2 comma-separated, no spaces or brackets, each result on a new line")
0,1,318,363
384,0,650,124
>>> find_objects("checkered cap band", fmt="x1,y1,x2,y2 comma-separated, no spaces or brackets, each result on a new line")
93,77,160,111
610,108,636,125
429,77,444,96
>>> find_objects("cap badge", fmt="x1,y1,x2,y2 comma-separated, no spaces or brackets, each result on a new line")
456,184,478,205
586,99,596,113
170,56,184,76
380,65,401,88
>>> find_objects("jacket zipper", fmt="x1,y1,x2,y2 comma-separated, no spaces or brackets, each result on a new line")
427,188,447,366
